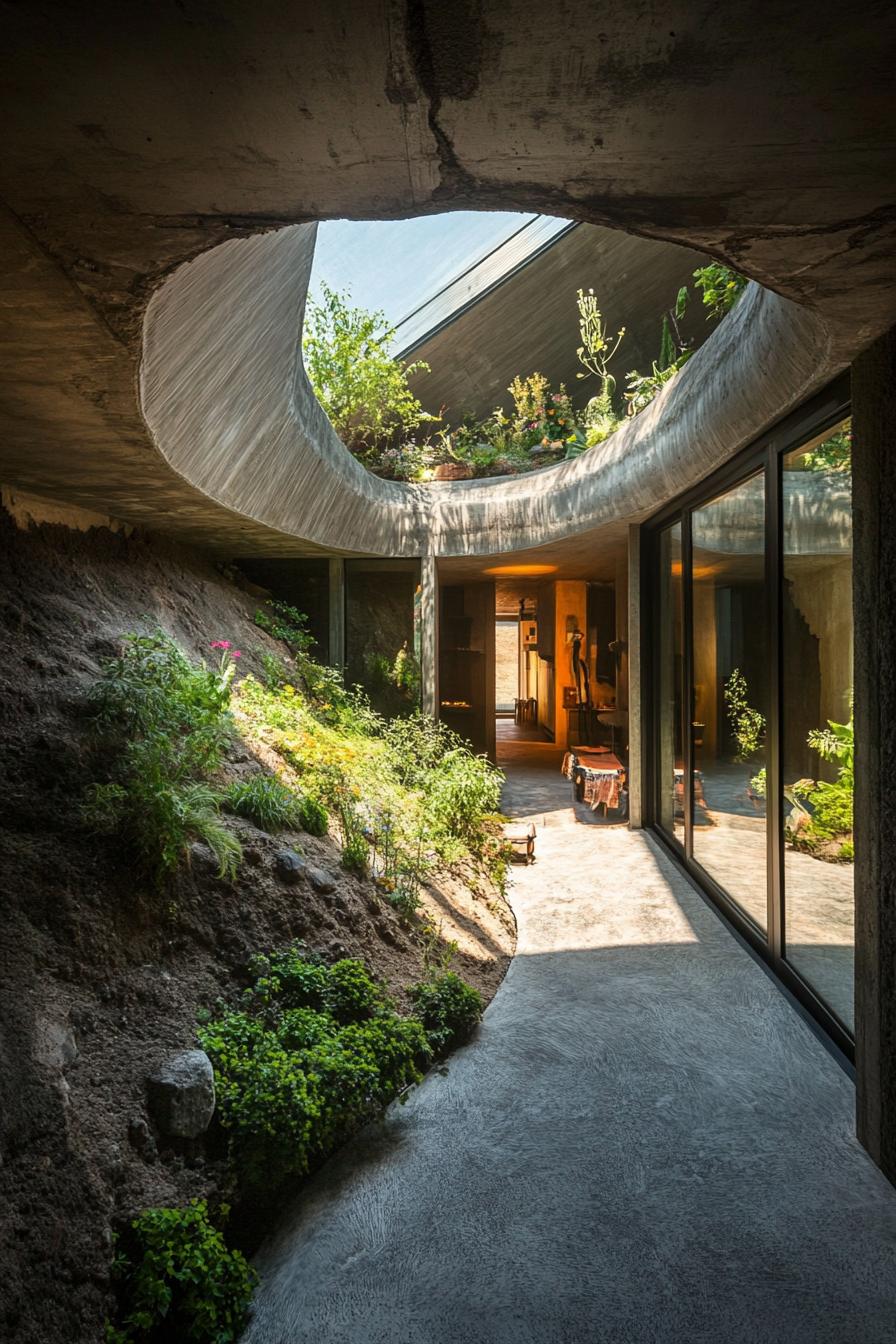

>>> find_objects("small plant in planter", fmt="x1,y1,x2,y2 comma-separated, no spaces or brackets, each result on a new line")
424,429,476,481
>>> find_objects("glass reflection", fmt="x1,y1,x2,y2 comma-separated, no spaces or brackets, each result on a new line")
657,524,684,841
691,474,768,931
782,420,854,1028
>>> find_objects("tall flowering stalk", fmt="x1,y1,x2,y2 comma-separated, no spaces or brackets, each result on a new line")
575,287,625,396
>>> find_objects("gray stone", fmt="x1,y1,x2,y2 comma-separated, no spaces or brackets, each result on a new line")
147,1049,215,1139
127,1117,150,1150
274,849,306,884
34,1016,78,1071
306,865,336,894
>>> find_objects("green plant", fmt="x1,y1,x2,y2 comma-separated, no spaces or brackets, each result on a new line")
235,673,506,904
795,699,854,844
85,633,241,884
624,360,686,416
341,832,369,876
508,370,550,426
390,642,421,702
692,263,747,318
198,951,428,1186
303,283,435,457
800,422,852,472
575,288,625,394
376,438,430,481
723,668,766,763
429,748,503,848
254,601,315,656
226,774,301,831
325,958,392,1023
581,390,621,447
258,649,290,689
624,285,693,416
245,945,331,1013
107,1201,256,1344
387,883,424,921
298,794,328,837
419,921,459,977
408,972,484,1055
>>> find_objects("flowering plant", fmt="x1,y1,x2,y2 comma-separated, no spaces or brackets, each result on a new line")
210,640,242,694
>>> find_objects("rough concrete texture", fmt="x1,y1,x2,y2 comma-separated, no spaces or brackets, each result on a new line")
1,4,895,555
244,753,896,1343
139,224,841,560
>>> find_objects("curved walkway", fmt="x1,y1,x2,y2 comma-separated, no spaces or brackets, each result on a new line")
244,750,896,1343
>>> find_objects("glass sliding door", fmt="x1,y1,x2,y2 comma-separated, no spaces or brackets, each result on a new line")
647,383,853,1052
656,524,685,842
781,420,854,1028
690,473,769,932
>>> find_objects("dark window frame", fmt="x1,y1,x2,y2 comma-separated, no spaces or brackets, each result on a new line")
642,373,853,1059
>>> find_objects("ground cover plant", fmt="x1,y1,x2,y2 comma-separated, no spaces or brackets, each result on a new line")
238,612,507,897
106,1201,256,1344
409,971,484,1056
84,633,243,884
197,947,430,1188
83,612,507,904
226,773,302,831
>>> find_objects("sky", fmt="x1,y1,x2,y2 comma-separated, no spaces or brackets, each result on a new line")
307,211,544,329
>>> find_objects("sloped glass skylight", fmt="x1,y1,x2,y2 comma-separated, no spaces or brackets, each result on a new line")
308,213,572,352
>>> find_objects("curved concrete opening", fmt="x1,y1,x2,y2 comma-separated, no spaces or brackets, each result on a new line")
140,220,838,561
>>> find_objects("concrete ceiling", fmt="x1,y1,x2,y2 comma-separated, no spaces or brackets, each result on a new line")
0,2,893,557
438,524,629,585
405,224,712,426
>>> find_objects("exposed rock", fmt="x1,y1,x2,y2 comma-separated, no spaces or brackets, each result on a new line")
127,1117,150,1150
34,1014,78,1072
274,849,306,884
306,865,336,894
146,1049,215,1139
188,841,218,873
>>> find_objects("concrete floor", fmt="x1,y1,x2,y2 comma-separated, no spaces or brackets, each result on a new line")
243,740,896,1344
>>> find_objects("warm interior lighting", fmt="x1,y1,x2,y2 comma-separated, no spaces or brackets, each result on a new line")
483,563,558,576
670,562,718,578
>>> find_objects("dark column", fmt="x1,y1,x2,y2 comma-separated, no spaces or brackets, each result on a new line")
853,323,896,1181
328,557,345,672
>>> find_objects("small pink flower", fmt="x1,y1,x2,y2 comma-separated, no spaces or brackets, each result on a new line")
232,650,242,658
210,640,231,650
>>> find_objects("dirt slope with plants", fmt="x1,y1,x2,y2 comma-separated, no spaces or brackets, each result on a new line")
0,509,514,1344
